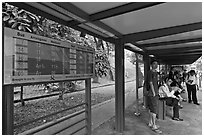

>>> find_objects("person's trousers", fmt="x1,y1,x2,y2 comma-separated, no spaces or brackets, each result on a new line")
186,84,198,103
166,97,179,118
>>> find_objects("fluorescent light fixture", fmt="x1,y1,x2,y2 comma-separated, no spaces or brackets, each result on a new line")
125,43,143,51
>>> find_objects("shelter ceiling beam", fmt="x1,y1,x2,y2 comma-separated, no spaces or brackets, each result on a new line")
160,55,202,61
163,56,201,65
89,2,165,21
123,22,202,43
157,52,202,57
147,45,202,54
53,2,122,38
140,37,202,47
153,50,202,56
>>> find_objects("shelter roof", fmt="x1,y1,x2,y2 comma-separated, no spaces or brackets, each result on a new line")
9,2,202,65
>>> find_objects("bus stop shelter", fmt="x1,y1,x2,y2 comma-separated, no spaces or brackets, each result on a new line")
4,2,202,134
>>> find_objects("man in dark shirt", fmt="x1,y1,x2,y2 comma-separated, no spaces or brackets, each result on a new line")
146,60,162,134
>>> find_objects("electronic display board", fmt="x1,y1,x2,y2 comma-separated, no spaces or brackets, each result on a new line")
4,27,95,85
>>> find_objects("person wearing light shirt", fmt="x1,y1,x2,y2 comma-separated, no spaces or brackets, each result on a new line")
186,70,200,105
159,77,183,121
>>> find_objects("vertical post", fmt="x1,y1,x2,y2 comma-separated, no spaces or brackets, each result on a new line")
2,85,14,135
164,64,167,75
135,53,140,116
85,78,91,134
2,22,14,135
20,86,25,106
115,39,125,133
143,54,150,108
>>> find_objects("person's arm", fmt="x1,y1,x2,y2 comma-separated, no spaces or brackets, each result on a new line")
195,75,199,90
148,70,156,96
162,86,178,99
150,82,156,96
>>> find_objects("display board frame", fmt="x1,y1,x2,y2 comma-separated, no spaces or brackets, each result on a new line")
4,27,95,85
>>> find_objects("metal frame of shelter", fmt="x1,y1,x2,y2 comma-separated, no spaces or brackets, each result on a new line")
3,2,202,134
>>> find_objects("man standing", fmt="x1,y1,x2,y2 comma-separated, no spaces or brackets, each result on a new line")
146,60,162,134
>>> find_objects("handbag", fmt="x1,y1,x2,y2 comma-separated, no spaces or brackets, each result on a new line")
158,85,168,99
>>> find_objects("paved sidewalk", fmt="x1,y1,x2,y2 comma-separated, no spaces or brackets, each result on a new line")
92,89,202,135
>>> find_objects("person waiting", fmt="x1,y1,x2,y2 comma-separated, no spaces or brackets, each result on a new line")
159,77,183,121
186,70,200,105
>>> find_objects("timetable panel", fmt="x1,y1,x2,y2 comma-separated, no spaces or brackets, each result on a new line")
4,27,95,84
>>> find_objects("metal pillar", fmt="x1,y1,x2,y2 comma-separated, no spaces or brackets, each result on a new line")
134,53,140,116
143,54,150,108
20,86,25,106
165,64,168,75
2,85,14,135
115,39,125,133
85,78,92,134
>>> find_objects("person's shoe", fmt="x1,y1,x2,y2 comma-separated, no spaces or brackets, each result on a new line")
172,117,183,121
188,100,192,103
179,105,183,109
182,99,187,102
194,103,200,105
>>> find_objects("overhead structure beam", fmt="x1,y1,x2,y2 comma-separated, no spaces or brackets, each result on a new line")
123,22,202,43
154,50,202,56
53,2,122,38
149,53,200,65
140,37,202,47
147,45,202,54
163,56,201,65
157,52,202,57
149,49,202,56
89,2,165,21
163,55,201,61
161,55,202,60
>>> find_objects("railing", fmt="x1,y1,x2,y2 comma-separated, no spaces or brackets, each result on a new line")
3,78,92,135
14,79,137,105
15,103,90,135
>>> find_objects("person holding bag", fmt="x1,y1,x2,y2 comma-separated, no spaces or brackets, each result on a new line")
159,77,183,121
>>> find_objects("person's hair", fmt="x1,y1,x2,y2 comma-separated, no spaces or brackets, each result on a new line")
174,71,179,75
150,59,157,65
189,70,195,74
164,76,173,83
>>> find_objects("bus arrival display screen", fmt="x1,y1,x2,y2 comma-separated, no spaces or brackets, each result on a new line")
4,27,95,85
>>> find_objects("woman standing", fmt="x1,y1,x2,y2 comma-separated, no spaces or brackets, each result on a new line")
186,70,200,105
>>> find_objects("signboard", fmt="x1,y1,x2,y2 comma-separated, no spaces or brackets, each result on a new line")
4,27,95,85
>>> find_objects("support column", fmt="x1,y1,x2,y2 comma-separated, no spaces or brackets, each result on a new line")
165,64,168,75
115,39,125,133
20,86,25,106
143,54,150,108
2,85,14,135
85,78,91,134
134,53,140,116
